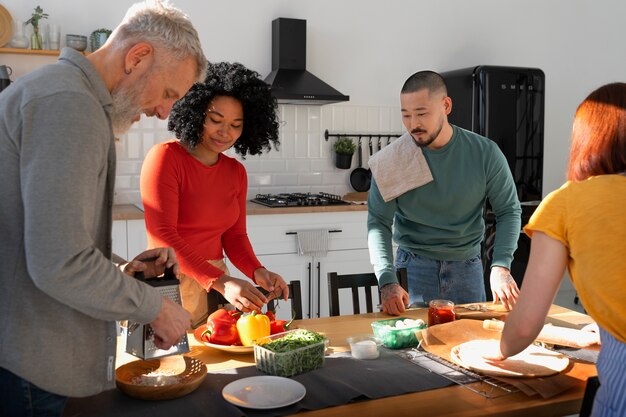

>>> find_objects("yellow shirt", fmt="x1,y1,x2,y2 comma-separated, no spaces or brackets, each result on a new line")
524,175,626,343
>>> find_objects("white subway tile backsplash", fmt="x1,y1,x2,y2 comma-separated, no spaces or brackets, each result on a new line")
308,106,321,133
248,174,272,186
116,161,142,175
285,158,311,172
240,157,261,173
329,106,344,132
126,133,141,159
310,156,336,172
343,106,358,132
142,133,156,157
114,103,400,204
260,158,287,172
298,172,323,186
356,107,368,131
279,132,295,159
272,174,299,186
308,132,322,159
367,107,380,132
116,175,132,189
281,106,296,133
294,132,309,158
379,107,393,133
295,106,309,131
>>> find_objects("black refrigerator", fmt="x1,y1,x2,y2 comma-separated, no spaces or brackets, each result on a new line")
441,66,545,298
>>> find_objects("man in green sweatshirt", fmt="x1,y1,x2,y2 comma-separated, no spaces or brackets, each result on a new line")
368,70,521,315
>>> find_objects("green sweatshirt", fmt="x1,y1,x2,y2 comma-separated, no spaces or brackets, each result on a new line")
368,125,521,287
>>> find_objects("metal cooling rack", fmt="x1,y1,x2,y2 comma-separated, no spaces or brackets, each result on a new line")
398,347,520,399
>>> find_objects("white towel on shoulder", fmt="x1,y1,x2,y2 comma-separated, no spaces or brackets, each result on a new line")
368,132,433,202
296,229,330,258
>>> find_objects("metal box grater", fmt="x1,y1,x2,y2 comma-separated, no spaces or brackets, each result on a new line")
125,266,190,359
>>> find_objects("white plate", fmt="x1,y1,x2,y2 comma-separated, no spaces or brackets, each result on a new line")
192,325,253,354
222,376,306,409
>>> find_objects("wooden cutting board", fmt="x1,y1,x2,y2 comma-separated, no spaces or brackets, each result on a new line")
455,303,509,321
343,192,368,203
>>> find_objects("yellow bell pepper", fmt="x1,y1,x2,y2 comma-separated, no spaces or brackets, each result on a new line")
236,310,271,346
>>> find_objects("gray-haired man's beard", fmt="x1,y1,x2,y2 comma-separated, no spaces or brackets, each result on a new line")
110,81,145,135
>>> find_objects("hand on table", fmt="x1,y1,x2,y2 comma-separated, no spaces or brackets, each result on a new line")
380,283,410,316
489,266,519,311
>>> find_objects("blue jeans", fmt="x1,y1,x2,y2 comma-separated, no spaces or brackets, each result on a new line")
0,368,67,417
592,328,626,417
394,247,486,305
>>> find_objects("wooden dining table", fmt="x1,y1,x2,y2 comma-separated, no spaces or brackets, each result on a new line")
110,304,597,417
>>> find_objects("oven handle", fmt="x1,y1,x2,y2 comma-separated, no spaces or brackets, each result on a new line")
286,230,342,235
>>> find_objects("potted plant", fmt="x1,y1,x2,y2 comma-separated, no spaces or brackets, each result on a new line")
332,137,356,169
90,28,112,51
25,5,48,50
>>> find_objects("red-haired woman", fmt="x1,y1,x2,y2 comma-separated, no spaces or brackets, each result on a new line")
485,82,626,417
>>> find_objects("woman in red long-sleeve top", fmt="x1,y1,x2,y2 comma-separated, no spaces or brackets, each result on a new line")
140,62,288,327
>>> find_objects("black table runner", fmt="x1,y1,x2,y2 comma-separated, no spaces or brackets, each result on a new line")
63,350,453,417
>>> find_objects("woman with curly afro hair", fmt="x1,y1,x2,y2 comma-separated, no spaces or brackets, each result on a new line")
140,61,288,326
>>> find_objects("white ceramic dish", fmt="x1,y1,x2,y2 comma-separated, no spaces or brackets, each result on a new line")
192,325,253,354
222,375,306,409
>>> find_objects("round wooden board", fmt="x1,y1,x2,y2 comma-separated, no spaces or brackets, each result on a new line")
0,5,14,48
450,339,569,378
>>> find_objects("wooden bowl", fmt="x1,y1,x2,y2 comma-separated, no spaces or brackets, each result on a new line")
116,356,206,400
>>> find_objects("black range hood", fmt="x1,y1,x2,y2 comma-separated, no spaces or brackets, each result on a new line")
264,18,349,105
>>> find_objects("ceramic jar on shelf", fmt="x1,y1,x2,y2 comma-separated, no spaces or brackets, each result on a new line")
9,20,29,49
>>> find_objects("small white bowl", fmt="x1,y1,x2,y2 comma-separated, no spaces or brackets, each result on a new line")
347,334,381,360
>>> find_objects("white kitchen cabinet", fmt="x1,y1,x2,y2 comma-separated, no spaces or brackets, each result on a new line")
111,219,148,262
127,219,148,259
226,210,375,320
233,249,374,321
112,220,128,260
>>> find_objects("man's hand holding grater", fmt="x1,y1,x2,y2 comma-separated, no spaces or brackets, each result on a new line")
150,297,191,349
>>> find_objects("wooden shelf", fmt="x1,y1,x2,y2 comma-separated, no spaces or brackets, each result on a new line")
0,47,61,56
0,47,88,56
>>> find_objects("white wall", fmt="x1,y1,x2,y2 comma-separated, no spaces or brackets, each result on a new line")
3,0,625,203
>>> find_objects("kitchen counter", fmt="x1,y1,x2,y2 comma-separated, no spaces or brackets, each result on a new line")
112,204,144,221
113,201,367,220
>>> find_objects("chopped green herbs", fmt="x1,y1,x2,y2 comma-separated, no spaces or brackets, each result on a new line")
254,329,326,377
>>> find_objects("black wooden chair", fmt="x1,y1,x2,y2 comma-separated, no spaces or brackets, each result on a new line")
579,376,600,417
327,269,409,316
206,280,303,320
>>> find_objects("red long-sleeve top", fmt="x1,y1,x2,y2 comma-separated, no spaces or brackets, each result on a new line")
140,140,261,289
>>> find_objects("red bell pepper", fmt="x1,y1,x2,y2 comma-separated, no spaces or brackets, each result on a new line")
264,310,276,322
202,308,242,345
270,319,288,335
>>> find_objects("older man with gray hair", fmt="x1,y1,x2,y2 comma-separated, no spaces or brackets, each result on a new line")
0,1,207,415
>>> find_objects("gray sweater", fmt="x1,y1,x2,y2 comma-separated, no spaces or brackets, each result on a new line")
0,48,162,397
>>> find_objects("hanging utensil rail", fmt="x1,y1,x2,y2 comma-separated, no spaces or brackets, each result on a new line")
324,129,403,141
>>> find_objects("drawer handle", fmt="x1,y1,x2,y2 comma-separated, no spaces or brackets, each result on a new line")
286,229,342,235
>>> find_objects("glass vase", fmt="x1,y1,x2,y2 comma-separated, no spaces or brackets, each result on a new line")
31,29,43,50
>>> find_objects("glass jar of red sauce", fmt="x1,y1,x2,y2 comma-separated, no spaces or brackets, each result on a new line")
428,299,456,326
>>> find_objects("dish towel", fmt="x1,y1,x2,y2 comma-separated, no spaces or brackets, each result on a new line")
296,229,330,258
368,132,433,202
